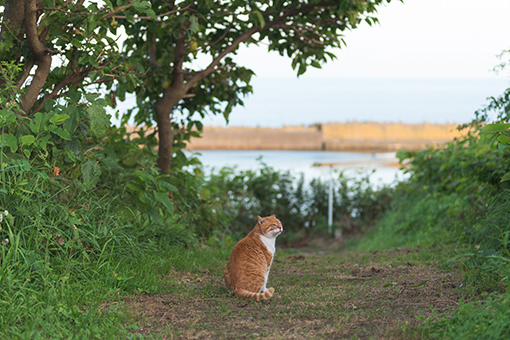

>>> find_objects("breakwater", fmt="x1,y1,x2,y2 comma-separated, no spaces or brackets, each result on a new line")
186,122,466,152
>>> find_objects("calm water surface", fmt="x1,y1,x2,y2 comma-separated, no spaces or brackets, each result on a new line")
188,150,407,186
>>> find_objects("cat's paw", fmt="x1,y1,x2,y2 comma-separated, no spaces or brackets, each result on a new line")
268,287,275,295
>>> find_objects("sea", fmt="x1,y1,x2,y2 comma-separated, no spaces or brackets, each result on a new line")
187,149,407,187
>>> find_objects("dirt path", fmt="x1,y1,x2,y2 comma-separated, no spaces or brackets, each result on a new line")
122,245,462,339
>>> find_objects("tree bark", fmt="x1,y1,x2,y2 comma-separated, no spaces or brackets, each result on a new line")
155,89,183,173
0,0,25,42
155,36,186,173
20,0,52,114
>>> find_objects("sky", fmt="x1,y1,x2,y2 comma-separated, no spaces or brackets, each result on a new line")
231,0,510,79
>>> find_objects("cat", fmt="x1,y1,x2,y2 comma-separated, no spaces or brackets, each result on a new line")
224,215,283,301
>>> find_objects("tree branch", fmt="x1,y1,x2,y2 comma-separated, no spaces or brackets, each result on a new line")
20,0,52,114
110,5,192,22
185,25,261,91
0,0,25,42
32,68,90,113
101,1,134,20
149,33,158,67
184,2,337,90
15,57,35,90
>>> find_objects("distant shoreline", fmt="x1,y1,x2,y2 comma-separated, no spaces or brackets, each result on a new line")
186,121,467,152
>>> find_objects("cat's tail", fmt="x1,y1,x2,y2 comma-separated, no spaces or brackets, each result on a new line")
235,287,274,301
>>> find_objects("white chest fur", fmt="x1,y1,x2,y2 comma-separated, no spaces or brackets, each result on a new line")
259,234,276,292
259,234,276,255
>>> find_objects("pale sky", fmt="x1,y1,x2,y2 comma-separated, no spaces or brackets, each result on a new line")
232,0,510,79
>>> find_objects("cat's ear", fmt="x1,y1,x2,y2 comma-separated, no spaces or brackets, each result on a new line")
257,216,264,224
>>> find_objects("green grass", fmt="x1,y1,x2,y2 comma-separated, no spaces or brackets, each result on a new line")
0,238,231,339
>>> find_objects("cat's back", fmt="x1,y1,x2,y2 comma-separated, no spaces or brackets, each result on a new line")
228,233,267,263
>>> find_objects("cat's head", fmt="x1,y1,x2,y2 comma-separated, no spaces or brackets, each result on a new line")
256,215,283,238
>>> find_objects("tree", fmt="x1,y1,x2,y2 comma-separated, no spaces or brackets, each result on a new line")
0,0,155,166
0,1,394,174
116,0,394,173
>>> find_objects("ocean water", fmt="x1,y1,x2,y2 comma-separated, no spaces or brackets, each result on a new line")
188,149,406,187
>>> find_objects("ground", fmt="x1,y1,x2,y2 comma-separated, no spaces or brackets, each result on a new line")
118,241,463,339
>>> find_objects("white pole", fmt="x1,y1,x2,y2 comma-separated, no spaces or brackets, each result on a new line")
328,166,333,236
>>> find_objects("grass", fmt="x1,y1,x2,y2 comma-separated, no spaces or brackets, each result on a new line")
0,241,229,339
118,241,465,339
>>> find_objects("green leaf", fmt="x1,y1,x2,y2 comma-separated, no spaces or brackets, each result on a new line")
254,10,265,28
154,192,174,213
133,0,150,11
223,106,231,124
498,134,510,145
0,133,18,152
0,109,17,127
81,160,101,186
30,112,49,134
310,60,322,69
84,93,100,102
145,9,157,20
20,135,36,146
48,125,72,140
126,182,144,193
190,16,199,33
125,13,135,24
115,206,137,222
297,63,307,76
49,113,69,125
410,280,429,288
501,172,510,182
480,123,510,134
133,170,155,183
87,101,111,138
147,206,163,225
158,181,178,193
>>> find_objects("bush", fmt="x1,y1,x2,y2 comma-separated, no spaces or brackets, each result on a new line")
204,162,394,242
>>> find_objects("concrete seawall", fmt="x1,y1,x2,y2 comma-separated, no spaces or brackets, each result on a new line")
186,122,466,152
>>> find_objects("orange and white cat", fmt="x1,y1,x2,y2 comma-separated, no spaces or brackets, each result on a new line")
224,215,283,301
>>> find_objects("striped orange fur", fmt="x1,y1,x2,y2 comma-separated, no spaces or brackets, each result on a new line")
224,215,283,301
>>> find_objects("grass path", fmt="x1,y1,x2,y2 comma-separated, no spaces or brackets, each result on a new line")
120,242,463,339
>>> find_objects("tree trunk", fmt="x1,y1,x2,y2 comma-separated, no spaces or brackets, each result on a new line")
20,0,51,113
154,35,187,174
155,102,174,174
0,0,25,42
155,85,186,173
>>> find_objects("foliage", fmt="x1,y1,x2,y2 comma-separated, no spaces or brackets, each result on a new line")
204,161,394,243
360,128,510,285
0,64,194,338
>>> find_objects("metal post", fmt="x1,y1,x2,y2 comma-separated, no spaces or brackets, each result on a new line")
328,166,333,236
